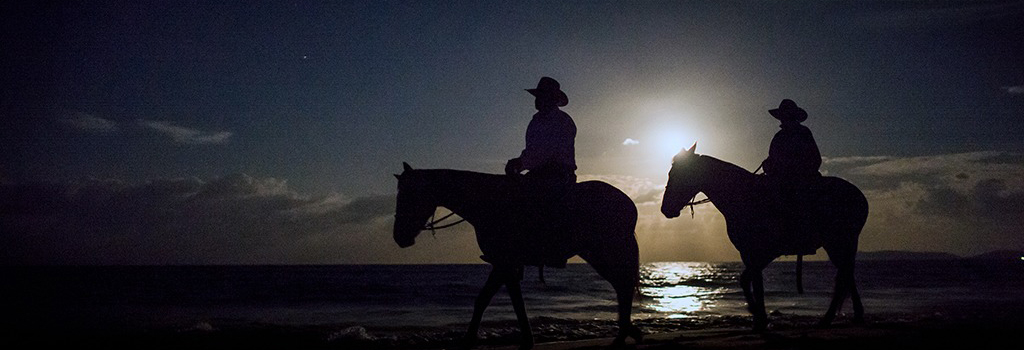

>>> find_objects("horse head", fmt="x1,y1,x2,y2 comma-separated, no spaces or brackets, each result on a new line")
661,143,702,218
393,162,436,248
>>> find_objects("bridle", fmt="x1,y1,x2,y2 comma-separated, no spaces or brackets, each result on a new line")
681,195,711,218
665,155,727,218
393,172,466,239
423,211,465,233
394,210,466,239
666,184,711,219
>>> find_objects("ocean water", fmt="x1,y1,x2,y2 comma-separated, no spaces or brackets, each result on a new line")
3,260,1023,349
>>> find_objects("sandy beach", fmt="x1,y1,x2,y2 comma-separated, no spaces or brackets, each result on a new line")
8,261,1023,350
470,320,1022,350
9,312,1021,350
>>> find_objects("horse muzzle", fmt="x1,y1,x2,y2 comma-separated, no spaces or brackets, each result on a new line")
395,236,415,248
661,206,681,218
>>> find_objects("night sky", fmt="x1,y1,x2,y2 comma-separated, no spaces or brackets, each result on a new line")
3,1,1023,264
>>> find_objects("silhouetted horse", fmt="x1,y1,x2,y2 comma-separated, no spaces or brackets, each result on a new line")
393,163,643,349
660,145,868,331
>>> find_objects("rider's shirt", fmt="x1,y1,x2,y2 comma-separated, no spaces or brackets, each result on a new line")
763,122,821,178
519,107,577,174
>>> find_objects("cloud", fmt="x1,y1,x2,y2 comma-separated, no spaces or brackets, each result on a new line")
622,138,640,146
0,174,399,265
1003,86,1024,95
56,114,236,145
836,151,1024,208
579,173,659,203
825,151,1024,255
60,112,119,132
139,120,233,145
576,173,664,205
843,151,1024,180
6,151,1020,265
631,188,665,205
822,155,892,165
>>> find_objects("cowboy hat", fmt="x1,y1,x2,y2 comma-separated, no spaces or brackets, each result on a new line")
769,99,807,122
526,77,568,107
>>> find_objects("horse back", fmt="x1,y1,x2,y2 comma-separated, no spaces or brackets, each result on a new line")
568,180,639,230
819,176,868,211
473,179,638,265
813,176,869,231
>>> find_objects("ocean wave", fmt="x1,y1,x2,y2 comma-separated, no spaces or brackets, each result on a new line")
8,310,1011,350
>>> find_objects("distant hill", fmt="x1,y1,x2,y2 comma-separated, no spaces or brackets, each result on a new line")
858,250,1024,262
966,250,1024,261
857,250,960,261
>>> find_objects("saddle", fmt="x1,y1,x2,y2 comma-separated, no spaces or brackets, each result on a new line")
480,176,576,268
759,175,823,256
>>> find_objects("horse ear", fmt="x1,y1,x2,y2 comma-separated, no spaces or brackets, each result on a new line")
403,162,413,172
687,142,697,154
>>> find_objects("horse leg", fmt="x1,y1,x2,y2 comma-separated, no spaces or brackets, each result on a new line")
610,268,643,346
751,269,769,331
580,251,643,346
846,243,865,324
821,243,858,327
504,266,534,350
461,265,507,349
820,267,850,327
740,264,769,332
850,276,865,324
740,268,754,311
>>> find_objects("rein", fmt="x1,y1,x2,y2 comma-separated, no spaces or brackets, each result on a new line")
683,197,712,218
424,211,466,236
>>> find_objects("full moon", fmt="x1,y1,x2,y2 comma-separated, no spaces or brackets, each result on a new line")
650,127,695,162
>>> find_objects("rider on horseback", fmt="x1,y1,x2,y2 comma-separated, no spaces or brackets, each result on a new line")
505,76,577,186
503,77,577,268
761,99,822,255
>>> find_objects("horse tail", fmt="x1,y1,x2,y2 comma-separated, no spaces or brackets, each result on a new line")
796,254,805,294
632,248,640,299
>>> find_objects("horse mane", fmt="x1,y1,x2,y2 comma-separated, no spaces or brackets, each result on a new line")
416,168,503,181
406,168,512,200
698,155,757,180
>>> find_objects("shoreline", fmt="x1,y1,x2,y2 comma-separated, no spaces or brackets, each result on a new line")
6,261,1022,349
476,320,1024,350
8,314,1023,350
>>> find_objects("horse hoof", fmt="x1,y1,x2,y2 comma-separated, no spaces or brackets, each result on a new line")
752,320,769,333
456,336,478,350
629,325,645,344
610,325,642,347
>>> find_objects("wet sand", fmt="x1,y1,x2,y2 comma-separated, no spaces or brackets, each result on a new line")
472,320,1022,350
16,317,1020,350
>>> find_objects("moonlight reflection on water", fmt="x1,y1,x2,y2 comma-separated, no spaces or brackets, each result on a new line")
639,262,734,318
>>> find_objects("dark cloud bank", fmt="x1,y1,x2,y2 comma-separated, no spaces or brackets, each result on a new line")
3,152,1023,265
826,152,1024,255
1,174,396,265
